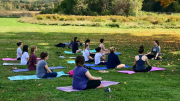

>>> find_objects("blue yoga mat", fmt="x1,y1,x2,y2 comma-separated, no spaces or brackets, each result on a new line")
91,65,131,70
64,49,96,54
85,64,97,67
8,71,69,81
115,52,121,55
67,61,75,64
12,66,66,73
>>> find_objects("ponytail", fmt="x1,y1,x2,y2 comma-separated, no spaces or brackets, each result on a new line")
138,45,144,54
29,46,37,59
83,43,89,51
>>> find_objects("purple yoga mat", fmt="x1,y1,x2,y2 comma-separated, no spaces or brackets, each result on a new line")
56,81,121,92
117,67,165,74
2,58,41,61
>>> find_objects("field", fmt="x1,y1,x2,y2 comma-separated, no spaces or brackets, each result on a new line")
0,18,180,101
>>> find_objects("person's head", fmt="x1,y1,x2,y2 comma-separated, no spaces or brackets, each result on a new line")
85,39,90,44
23,45,29,53
138,45,144,54
75,55,85,67
17,42,23,47
110,46,116,53
74,37,77,42
84,43,89,51
100,39,104,43
40,51,49,60
95,47,101,53
154,40,159,46
29,46,37,59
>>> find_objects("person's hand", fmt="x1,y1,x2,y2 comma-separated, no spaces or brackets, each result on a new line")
155,57,157,60
98,77,102,80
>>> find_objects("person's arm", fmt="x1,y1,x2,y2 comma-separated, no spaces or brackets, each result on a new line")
45,65,52,73
88,55,94,60
145,48,153,55
101,55,106,60
115,55,121,65
20,53,22,56
145,57,151,66
34,55,37,66
134,57,137,66
27,58,29,61
155,47,160,59
85,71,102,80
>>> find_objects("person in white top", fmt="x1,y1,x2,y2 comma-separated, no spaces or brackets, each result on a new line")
99,39,110,55
95,47,107,65
17,42,23,60
21,45,29,65
83,43,94,62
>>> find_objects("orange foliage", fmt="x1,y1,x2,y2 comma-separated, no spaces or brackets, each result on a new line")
155,0,175,7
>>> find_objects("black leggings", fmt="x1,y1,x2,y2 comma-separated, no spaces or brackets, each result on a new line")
133,65,152,72
84,80,101,90
17,58,21,60
90,54,95,58
85,59,94,63
146,55,160,60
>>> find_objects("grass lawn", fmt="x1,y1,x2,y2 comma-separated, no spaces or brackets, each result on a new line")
0,18,180,101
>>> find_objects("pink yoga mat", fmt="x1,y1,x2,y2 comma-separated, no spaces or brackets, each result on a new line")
56,81,121,92
117,67,165,74
2,58,41,61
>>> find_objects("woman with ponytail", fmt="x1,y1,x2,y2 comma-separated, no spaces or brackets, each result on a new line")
133,45,152,72
21,45,29,65
72,37,82,53
17,42,23,60
145,40,162,60
28,46,38,71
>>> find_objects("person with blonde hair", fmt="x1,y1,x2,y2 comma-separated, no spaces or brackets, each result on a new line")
28,46,38,71
106,47,125,69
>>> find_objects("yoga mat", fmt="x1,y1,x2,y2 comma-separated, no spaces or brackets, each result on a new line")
85,64,97,67
69,57,76,59
64,49,96,54
12,66,66,73
3,63,24,66
56,81,121,92
91,65,130,70
67,61,75,64
8,71,69,81
115,52,121,55
81,49,96,53
117,67,165,74
2,58,41,61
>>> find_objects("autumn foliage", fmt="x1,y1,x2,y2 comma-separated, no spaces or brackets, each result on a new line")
155,0,175,7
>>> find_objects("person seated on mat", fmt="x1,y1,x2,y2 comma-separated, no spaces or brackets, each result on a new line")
85,39,95,58
72,55,103,90
36,52,57,78
17,42,23,60
133,45,152,72
28,46,38,71
83,43,94,62
99,38,110,55
21,45,29,65
95,47,106,65
106,47,125,69
72,37,82,53
145,40,162,60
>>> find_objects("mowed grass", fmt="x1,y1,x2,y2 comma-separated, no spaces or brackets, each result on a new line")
0,18,180,101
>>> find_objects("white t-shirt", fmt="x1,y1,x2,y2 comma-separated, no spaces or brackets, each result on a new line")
17,47,22,58
95,53,102,65
21,52,29,65
83,49,90,61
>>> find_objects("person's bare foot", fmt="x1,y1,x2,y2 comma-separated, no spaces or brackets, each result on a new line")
97,84,103,88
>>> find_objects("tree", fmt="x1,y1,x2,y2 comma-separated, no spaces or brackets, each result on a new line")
155,0,175,7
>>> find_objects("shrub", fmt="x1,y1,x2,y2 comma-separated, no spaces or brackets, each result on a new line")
150,20,163,25
90,12,98,16
59,16,66,21
92,18,106,22
167,16,180,22
36,15,46,20
106,23,120,28
77,17,86,21
65,17,77,21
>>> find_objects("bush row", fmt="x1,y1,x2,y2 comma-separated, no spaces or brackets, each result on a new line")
35,14,180,25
